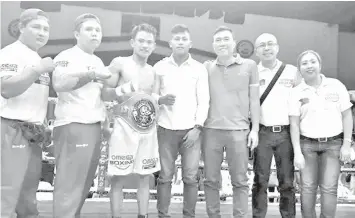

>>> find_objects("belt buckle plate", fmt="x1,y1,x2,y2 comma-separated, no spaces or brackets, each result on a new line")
272,126,282,133
318,137,327,142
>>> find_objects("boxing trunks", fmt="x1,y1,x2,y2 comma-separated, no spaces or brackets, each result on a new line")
107,93,161,176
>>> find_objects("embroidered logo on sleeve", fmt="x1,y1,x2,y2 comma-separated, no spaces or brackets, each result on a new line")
55,61,69,67
299,98,310,106
0,63,18,72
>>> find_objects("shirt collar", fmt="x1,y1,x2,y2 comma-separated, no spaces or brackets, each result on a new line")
167,54,193,66
299,74,330,91
15,40,37,54
215,53,244,66
258,59,281,72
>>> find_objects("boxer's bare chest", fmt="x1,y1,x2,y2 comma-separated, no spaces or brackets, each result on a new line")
118,63,155,95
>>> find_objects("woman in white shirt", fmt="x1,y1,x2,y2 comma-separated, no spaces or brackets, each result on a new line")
289,50,353,218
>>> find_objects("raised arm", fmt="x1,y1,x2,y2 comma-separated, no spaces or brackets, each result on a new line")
1,57,55,99
52,56,111,93
101,57,138,101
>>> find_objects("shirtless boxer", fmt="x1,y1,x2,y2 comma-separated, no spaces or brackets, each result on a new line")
102,23,163,218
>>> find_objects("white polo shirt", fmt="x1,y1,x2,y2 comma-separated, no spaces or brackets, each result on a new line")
53,46,106,127
154,55,210,130
288,74,352,138
258,60,299,126
0,41,50,124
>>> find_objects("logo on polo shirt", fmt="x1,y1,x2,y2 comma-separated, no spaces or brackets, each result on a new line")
237,71,249,76
0,63,18,72
279,79,293,87
76,143,88,148
55,61,69,67
325,93,339,102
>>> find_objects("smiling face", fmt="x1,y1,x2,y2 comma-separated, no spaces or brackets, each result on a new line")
170,30,192,56
298,52,321,81
131,30,156,59
212,30,236,58
19,16,50,50
255,33,279,62
75,19,102,51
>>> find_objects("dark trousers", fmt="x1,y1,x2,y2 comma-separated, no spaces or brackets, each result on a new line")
53,122,102,218
1,117,42,218
252,128,296,218
157,126,201,218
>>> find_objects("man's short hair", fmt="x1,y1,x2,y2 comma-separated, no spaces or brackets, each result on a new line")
19,8,49,27
171,24,190,34
213,26,233,36
131,23,157,40
74,13,101,32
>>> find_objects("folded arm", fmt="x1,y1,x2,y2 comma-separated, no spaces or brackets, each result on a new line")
1,65,42,99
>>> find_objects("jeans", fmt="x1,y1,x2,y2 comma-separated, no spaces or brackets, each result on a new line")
300,138,342,218
202,128,249,218
252,128,296,218
157,126,201,218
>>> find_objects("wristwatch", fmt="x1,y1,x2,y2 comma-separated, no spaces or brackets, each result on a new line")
194,124,203,131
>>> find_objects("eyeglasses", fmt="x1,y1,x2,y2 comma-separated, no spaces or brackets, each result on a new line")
256,42,278,49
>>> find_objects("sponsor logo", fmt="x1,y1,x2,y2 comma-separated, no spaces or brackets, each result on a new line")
142,158,158,170
110,155,134,170
12,144,26,149
237,71,249,76
76,144,88,148
0,63,18,72
55,61,69,67
132,99,156,129
325,93,339,102
279,79,293,87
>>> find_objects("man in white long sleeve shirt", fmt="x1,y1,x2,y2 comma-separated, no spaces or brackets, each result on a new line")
51,13,111,218
154,24,210,218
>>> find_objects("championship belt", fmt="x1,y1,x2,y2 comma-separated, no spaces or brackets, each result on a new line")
112,93,158,134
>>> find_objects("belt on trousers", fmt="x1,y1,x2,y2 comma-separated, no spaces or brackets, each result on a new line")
0,117,51,147
300,133,343,143
260,124,289,133
112,93,158,134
